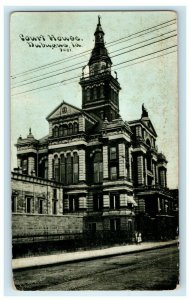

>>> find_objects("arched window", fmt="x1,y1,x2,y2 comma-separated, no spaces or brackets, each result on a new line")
60,154,66,184
68,123,73,135
54,156,60,182
73,122,78,134
73,153,79,184
44,159,48,179
147,152,152,172
21,158,28,175
90,88,94,100
66,154,73,185
86,88,90,102
93,152,103,183
54,126,59,138
63,125,68,136
94,87,97,99
59,125,63,137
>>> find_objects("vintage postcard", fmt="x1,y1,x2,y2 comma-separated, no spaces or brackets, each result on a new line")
11,11,179,291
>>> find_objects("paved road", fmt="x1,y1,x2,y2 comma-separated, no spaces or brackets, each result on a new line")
13,245,179,291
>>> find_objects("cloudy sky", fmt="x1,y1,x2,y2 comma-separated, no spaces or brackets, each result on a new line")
11,11,178,188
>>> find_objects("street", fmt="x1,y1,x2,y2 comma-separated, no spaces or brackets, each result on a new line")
13,245,179,291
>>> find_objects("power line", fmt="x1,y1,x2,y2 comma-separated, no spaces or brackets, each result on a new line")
11,44,177,97
62,49,177,87
12,33,177,89
11,18,176,78
12,28,177,86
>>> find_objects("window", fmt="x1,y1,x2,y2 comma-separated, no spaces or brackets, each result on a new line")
110,219,120,231
110,147,117,160
63,125,68,136
69,195,79,212
94,87,97,99
68,123,73,135
93,194,103,211
44,159,48,179
52,200,57,215
93,152,103,183
147,153,152,171
53,188,57,199
22,159,28,174
110,194,120,209
26,197,32,214
39,198,44,214
12,195,17,213
73,153,79,184
54,126,59,138
100,85,104,98
73,122,78,134
66,154,73,184
100,111,104,120
60,155,66,184
126,146,130,178
59,125,63,137
86,88,90,101
110,166,117,180
54,156,60,182
89,223,96,232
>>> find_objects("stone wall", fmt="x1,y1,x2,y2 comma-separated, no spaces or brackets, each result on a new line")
12,214,84,238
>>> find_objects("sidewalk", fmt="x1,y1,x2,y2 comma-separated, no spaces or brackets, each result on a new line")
12,240,178,271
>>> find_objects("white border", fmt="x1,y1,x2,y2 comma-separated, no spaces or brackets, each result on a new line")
1,1,188,299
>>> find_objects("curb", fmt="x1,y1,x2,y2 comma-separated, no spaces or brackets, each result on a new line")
13,241,178,271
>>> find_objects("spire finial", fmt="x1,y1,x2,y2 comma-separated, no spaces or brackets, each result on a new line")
141,103,149,118
98,15,101,25
29,127,31,135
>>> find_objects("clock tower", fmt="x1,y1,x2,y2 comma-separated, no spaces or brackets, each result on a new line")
79,16,121,121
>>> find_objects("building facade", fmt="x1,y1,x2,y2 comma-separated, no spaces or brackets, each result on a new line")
12,17,177,245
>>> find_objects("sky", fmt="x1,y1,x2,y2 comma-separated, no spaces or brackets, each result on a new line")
10,11,178,188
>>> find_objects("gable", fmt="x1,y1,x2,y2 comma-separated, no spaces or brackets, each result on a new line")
46,101,81,121
141,119,157,137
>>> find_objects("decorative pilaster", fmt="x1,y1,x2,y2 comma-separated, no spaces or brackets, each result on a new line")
17,157,21,168
28,157,35,175
128,147,132,180
48,154,53,180
157,197,161,212
103,194,109,208
119,143,126,178
137,155,144,185
120,194,127,207
103,145,108,179
49,122,53,136
144,157,147,185
152,162,156,185
78,149,86,181
78,115,85,132
160,169,166,187
79,196,87,209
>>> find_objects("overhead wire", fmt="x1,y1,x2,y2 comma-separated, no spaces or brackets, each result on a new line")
12,28,177,86
11,18,176,79
11,44,177,97
12,33,177,89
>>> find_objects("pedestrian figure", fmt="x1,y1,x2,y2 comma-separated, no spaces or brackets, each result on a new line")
137,232,142,244
135,231,138,244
